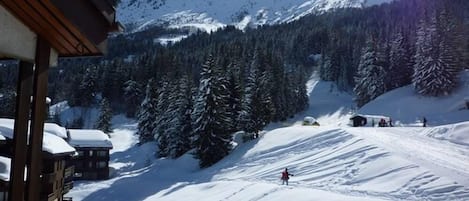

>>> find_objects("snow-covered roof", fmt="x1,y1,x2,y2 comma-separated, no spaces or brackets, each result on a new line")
43,132,76,155
352,114,390,120
303,116,317,122
0,119,75,155
68,129,113,149
44,123,68,139
0,156,11,181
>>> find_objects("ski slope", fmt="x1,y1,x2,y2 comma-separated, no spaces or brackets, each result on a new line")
67,72,469,201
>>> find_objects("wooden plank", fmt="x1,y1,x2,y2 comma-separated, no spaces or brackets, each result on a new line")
43,0,102,54
0,5,36,61
8,61,34,201
26,37,50,201
26,0,88,54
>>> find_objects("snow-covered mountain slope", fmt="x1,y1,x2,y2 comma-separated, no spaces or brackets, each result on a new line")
67,71,469,201
359,70,469,127
117,0,393,32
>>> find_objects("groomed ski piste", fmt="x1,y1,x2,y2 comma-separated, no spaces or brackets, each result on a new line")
67,71,469,201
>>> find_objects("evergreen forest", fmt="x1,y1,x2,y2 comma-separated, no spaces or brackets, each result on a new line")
0,0,468,167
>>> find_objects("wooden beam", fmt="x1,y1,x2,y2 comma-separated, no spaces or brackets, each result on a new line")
26,37,51,201
9,61,34,201
0,5,36,61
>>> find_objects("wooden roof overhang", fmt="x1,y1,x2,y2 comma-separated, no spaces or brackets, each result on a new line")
0,0,121,59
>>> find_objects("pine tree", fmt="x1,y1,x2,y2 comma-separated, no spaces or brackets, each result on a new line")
157,76,193,158
77,65,98,107
95,98,113,133
225,62,242,133
154,78,173,156
413,8,461,96
388,31,413,90
238,53,268,134
192,55,232,168
354,38,386,107
123,80,142,118
136,79,158,144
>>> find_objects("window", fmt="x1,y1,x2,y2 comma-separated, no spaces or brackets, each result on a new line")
97,161,107,168
97,151,107,157
77,151,85,157
89,150,94,157
74,162,83,169
74,172,82,178
88,161,93,168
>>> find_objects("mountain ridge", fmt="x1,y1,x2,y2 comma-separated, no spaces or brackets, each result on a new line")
117,0,393,32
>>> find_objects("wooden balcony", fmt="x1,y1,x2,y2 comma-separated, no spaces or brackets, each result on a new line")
64,166,74,178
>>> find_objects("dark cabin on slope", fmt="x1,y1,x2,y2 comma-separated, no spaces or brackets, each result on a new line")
67,129,113,180
350,115,367,127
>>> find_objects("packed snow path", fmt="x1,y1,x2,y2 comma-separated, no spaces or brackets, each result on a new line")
209,126,469,201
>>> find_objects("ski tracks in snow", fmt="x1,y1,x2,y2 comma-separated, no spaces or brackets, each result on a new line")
215,127,469,201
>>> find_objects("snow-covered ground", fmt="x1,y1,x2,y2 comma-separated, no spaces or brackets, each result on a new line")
67,71,469,201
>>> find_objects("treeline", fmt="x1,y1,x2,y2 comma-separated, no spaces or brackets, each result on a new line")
0,0,467,167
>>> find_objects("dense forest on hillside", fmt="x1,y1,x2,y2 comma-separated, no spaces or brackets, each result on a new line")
1,0,468,166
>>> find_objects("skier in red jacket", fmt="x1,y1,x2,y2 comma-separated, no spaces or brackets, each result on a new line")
281,168,293,185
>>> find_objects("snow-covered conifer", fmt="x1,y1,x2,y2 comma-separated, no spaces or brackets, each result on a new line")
354,38,386,107
388,31,413,90
192,55,232,167
136,79,158,144
95,98,113,133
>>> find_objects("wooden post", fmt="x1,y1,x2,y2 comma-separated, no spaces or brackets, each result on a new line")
26,38,51,201
9,61,34,201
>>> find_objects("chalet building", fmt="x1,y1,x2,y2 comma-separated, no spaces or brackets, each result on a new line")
0,120,76,201
0,1,120,201
349,114,392,127
67,130,113,180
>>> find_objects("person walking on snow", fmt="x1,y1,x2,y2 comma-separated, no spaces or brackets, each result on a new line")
281,168,293,185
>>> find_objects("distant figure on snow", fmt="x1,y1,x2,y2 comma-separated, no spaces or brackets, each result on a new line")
281,168,294,185
389,118,393,127
423,117,427,127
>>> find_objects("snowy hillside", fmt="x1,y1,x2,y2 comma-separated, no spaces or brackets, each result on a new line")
117,0,393,32
67,72,469,201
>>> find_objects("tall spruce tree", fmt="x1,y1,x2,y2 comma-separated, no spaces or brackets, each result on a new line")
136,79,158,144
95,98,113,133
388,31,413,90
354,38,386,107
123,80,142,118
154,79,173,156
158,75,193,158
77,65,98,107
413,8,461,96
192,55,232,168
